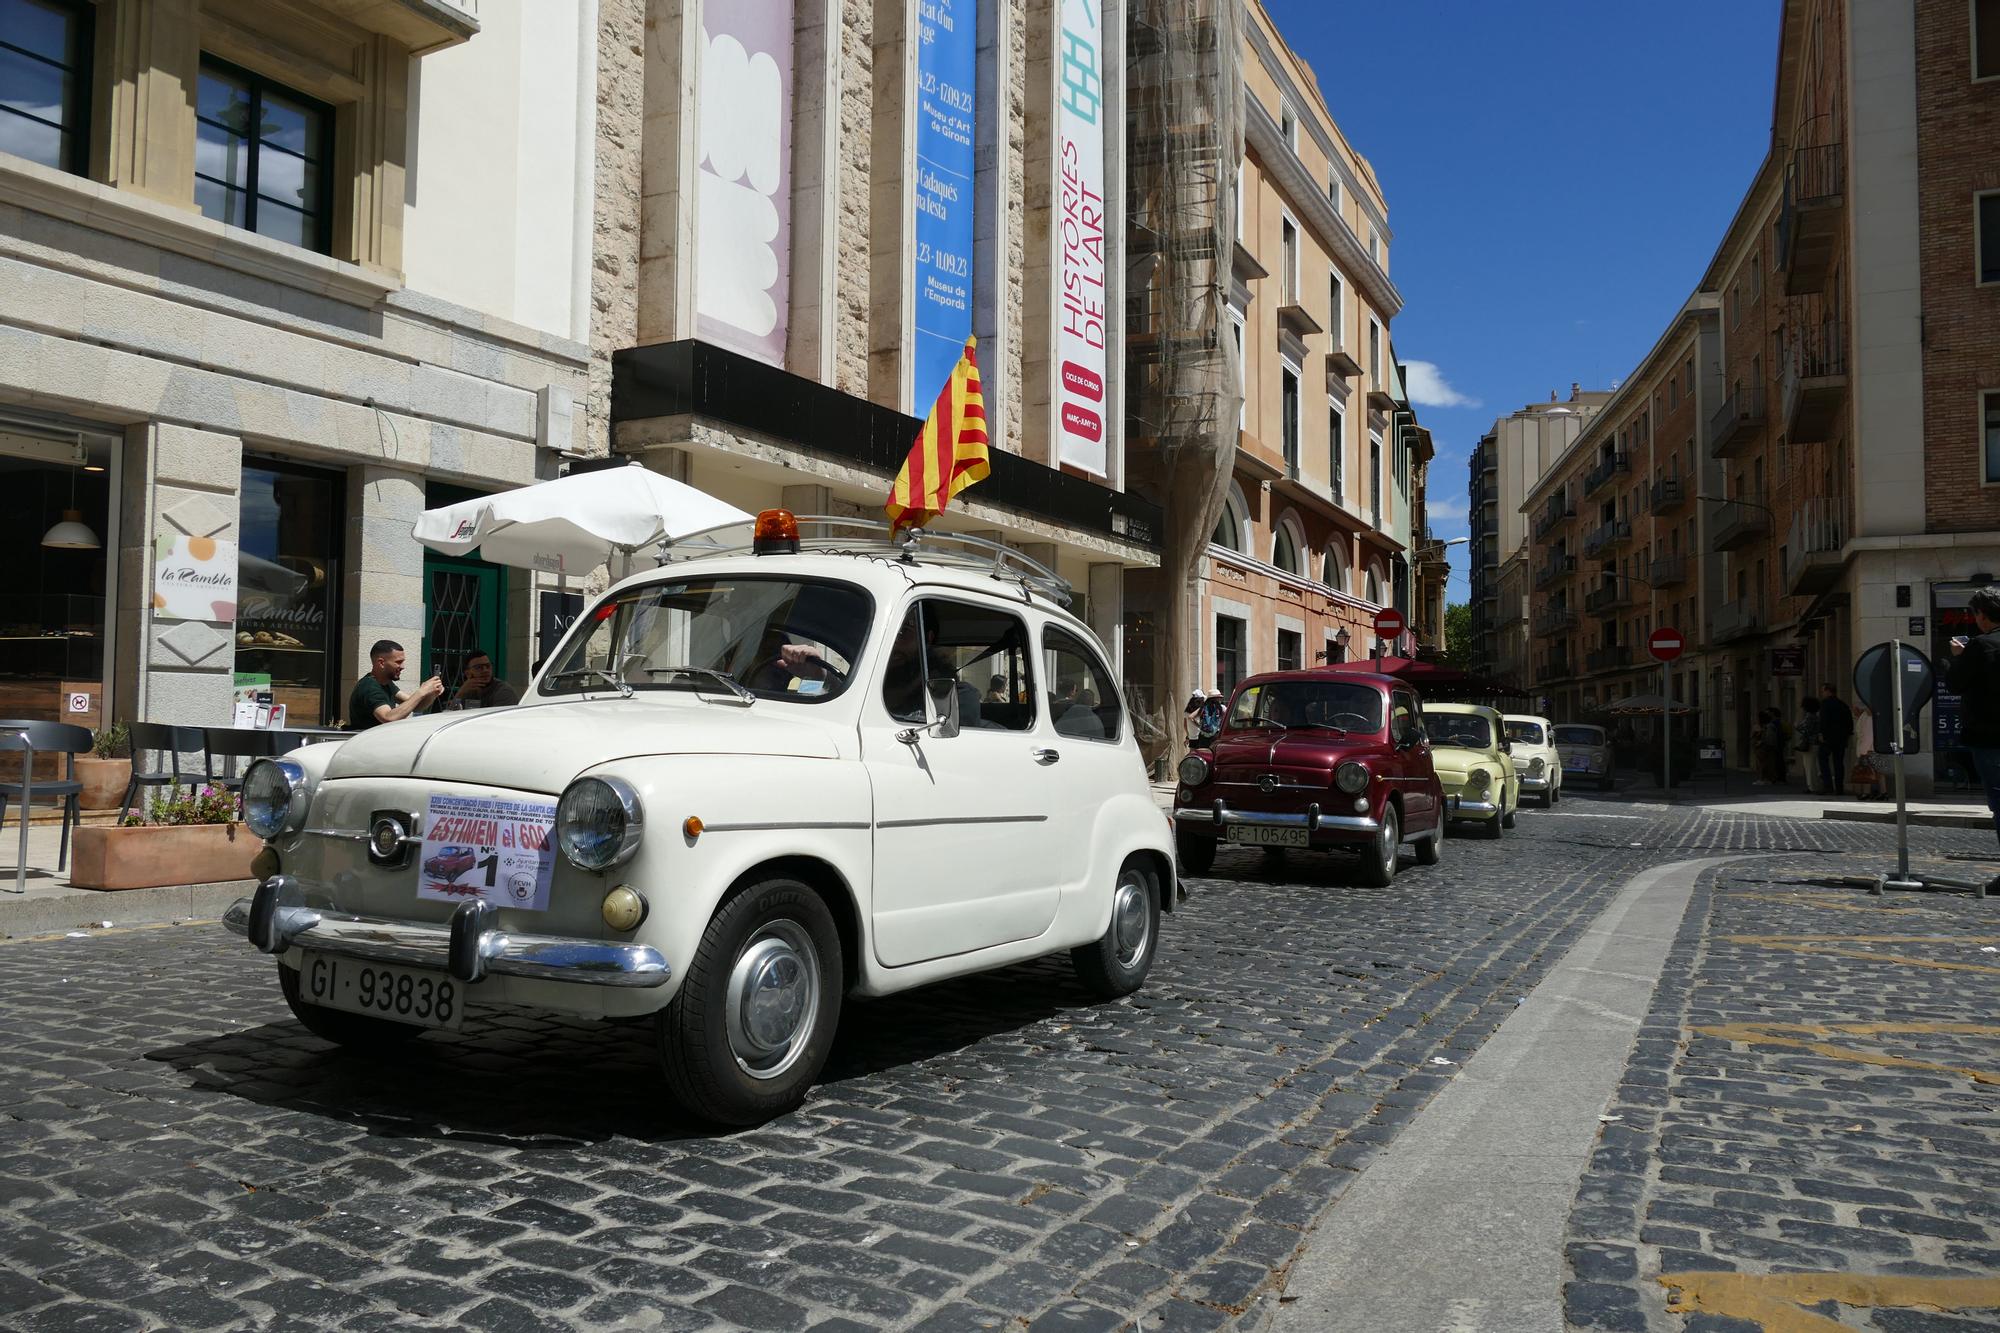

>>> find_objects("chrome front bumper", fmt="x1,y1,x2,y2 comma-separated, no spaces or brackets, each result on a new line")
223,874,671,988
1446,795,1499,817
1518,775,1551,792
1171,800,1381,834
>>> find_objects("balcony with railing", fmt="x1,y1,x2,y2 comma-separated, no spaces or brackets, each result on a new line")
1586,643,1633,673
1711,599,1765,644
1645,474,1687,515
1583,581,1633,615
1649,554,1688,588
1709,494,1772,551
1534,553,1577,589
1532,496,1575,540
1780,142,1845,296
1785,497,1846,597
1708,387,1766,458
1783,320,1849,443
1532,605,1576,635
1583,451,1629,499
1582,518,1633,560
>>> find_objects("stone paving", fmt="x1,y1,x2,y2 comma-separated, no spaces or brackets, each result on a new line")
1562,850,2000,1332
0,807,1991,1332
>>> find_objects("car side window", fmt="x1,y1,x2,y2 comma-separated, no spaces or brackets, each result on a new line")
1391,692,1418,744
1043,627,1121,742
881,604,929,724
882,598,1037,731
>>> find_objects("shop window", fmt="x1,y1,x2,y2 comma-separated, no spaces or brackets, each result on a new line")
0,431,111,731
196,58,334,254
237,459,345,725
0,0,91,174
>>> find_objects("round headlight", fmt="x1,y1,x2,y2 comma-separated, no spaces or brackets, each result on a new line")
1334,761,1369,794
557,776,644,871
1178,754,1211,787
1467,767,1492,792
242,759,308,839
1529,756,1546,775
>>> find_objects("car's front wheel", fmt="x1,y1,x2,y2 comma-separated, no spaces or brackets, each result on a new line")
1355,804,1400,887
1481,811,1503,839
1072,858,1159,999
1502,799,1518,829
659,876,843,1127
278,963,424,1050
1548,782,1560,807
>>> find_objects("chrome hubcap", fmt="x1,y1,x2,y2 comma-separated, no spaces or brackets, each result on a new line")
1111,878,1151,967
1380,815,1397,868
724,920,820,1081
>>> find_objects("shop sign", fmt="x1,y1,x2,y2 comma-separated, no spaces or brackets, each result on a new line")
61,681,99,728
1054,0,1108,476
911,0,977,410
1769,647,1803,677
538,590,584,663
152,535,238,622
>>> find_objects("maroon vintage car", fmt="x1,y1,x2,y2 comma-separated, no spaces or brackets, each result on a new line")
1171,669,1445,884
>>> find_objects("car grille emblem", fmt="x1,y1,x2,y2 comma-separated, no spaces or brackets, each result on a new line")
1258,773,1278,794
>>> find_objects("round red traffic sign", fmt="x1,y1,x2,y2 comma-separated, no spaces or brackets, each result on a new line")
1649,627,1685,662
1373,608,1405,638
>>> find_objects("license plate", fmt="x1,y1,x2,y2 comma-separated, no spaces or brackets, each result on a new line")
298,952,464,1030
1225,826,1309,847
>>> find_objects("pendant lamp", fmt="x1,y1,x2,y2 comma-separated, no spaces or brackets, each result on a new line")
41,461,100,550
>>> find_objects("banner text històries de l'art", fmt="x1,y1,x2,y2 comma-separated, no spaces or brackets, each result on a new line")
1055,0,1108,475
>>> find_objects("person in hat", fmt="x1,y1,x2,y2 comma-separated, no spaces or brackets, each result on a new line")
1185,687,1226,747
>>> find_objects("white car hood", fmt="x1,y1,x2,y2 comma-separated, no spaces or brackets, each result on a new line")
324,697,847,792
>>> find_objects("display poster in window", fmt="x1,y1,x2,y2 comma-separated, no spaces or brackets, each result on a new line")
695,1,794,367
1931,585,1977,758
152,535,238,622
911,0,977,412
1054,0,1107,475
418,792,558,912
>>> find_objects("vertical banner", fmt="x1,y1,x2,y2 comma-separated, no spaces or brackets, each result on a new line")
913,0,977,408
1055,0,1108,476
697,2,795,366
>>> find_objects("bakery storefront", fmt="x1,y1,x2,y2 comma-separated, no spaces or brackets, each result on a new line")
234,458,347,727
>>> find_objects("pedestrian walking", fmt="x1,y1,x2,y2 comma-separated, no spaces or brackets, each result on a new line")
1816,683,1854,797
1794,697,1822,793
1945,585,2000,849
1752,707,1787,785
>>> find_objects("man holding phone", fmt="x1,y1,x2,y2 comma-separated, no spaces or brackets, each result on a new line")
1946,585,2000,846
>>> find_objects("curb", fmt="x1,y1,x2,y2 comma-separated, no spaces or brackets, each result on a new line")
1820,808,1990,830
0,880,252,939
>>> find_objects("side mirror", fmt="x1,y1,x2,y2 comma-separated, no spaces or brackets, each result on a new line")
926,678,961,740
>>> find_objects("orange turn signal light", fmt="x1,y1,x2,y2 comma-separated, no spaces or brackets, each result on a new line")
683,815,704,841
753,509,800,554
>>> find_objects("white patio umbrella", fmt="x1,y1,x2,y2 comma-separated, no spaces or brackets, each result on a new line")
411,462,751,575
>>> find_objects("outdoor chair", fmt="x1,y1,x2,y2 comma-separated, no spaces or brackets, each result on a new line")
0,718,92,877
203,727,282,793
121,722,208,820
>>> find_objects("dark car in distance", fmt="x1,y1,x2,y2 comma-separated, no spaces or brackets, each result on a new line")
1171,670,1446,885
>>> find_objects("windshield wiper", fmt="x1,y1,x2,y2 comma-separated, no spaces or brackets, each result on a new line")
1292,722,1348,735
544,666,632,699
656,666,756,706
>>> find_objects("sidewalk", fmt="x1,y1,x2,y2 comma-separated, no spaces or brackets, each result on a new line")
1590,771,1993,830
0,820,250,939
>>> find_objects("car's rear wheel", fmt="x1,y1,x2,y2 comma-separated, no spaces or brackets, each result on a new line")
278,963,424,1050
1355,805,1400,887
658,876,843,1127
1072,859,1159,998
1175,827,1216,876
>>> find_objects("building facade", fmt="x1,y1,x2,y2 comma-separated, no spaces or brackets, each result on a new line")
1466,387,1610,682
1190,1,1421,697
1523,0,2000,790
0,0,594,730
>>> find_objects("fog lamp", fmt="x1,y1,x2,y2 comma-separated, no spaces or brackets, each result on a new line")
602,885,648,932
250,845,281,882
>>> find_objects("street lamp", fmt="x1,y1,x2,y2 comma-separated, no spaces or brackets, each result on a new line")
1317,625,1353,664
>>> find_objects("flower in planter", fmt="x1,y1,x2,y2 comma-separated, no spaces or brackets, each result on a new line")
133,783,242,827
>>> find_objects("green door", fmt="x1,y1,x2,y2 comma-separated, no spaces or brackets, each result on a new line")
423,553,507,699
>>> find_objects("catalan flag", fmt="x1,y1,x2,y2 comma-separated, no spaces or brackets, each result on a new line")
886,336,989,532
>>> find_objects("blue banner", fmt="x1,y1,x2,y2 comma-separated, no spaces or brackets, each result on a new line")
912,0,977,410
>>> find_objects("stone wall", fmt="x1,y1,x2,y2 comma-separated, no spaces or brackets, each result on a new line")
585,0,647,455
835,2,874,398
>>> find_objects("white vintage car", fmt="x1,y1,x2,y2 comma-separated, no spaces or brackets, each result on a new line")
1502,713,1562,807
225,515,1175,1126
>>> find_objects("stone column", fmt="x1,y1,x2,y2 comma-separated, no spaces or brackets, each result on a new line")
93,0,199,208
345,466,427,688
1087,561,1123,669
638,0,704,345
867,0,918,409
139,425,243,725
1018,0,1057,465
788,0,842,383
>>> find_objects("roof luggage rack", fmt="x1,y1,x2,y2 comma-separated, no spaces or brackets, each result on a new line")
656,515,1074,607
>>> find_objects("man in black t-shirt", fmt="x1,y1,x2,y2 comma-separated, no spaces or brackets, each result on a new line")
1947,586,2000,848
348,639,442,732
1816,683,1854,797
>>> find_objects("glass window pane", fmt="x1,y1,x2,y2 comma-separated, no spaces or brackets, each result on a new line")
1984,394,2000,484
0,106,61,167
256,143,318,211
252,200,313,250
1,0,78,64
195,118,250,188
259,91,317,157
0,44,68,124
1980,194,2000,285
197,69,252,125
194,177,247,228
1044,628,1120,742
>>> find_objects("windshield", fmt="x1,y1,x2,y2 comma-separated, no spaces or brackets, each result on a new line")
1227,680,1384,733
1427,713,1494,749
541,576,871,702
1505,720,1546,745
1554,725,1605,746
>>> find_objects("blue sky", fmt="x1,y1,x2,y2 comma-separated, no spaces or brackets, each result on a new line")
1262,0,1783,600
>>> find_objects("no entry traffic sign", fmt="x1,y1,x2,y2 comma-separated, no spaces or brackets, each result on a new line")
1373,608,1405,638
1649,627,1685,662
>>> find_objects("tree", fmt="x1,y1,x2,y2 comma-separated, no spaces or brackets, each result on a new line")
1440,603,1476,671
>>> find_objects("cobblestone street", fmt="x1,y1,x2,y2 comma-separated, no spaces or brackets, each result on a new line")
1,808,1995,1332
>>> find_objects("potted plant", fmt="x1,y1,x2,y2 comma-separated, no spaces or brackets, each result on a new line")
70,783,259,891
77,722,132,812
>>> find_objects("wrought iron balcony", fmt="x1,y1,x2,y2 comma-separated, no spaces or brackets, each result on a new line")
1583,451,1629,498
1779,142,1845,296
1708,387,1766,458
1783,320,1849,444
1582,518,1633,559
1533,605,1576,634
1584,582,1633,614
1785,497,1846,597
1649,554,1688,588
1532,499,1575,540
1534,554,1577,589
1646,474,1687,515
1709,494,1772,551
1711,599,1765,644
1586,644,1633,673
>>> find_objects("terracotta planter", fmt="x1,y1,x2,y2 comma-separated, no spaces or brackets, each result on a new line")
71,822,260,891
76,756,133,812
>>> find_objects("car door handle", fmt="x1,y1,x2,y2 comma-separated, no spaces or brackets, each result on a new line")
1032,747,1061,765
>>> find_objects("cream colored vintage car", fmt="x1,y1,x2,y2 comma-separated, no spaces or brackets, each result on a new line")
226,516,1175,1126
1425,702,1520,838
1502,713,1562,807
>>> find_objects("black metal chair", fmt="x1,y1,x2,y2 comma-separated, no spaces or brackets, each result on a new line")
203,728,281,793
0,719,91,875
121,722,208,820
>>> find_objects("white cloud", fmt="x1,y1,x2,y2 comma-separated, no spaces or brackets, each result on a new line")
1426,497,1467,522
1403,361,1480,410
